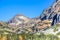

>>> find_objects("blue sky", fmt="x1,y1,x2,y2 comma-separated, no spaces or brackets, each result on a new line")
0,0,54,21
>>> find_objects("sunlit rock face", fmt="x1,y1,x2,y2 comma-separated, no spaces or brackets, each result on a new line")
39,0,60,26
7,14,30,26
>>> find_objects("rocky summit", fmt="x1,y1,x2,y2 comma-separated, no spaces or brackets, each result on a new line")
0,0,60,34
39,0,60,26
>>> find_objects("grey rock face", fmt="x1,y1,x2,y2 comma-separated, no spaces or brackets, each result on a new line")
39,0,60,26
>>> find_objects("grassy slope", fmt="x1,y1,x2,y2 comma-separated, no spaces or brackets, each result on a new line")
0,23,60,40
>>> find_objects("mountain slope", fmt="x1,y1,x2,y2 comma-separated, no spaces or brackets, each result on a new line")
39,0,60,26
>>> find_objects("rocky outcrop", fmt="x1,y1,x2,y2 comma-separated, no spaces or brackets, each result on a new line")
39,0,60,26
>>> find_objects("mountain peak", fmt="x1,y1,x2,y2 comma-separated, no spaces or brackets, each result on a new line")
7,14,30,26
15,14,24,17
55,0,60,2
39,0,60,26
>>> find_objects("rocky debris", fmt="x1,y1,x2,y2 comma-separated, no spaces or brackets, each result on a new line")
0,21,8,27
0,16,52,34
35,20,52,31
